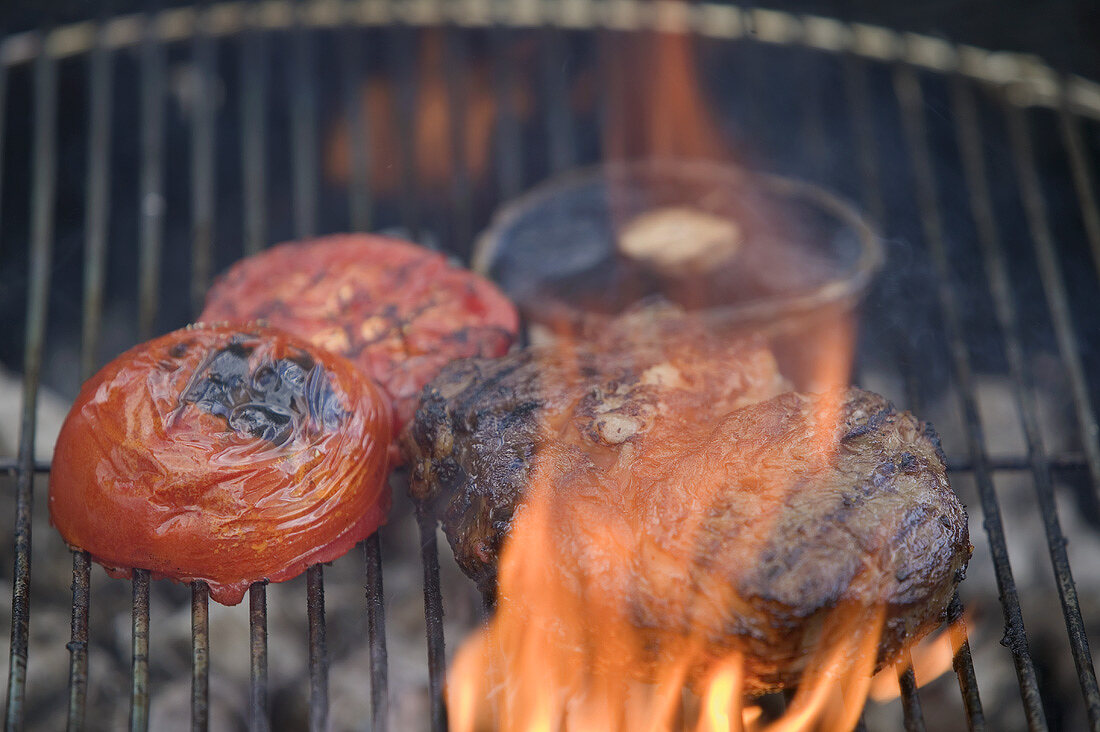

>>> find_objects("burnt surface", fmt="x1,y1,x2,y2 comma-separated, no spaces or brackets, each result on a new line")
180,339,344,445
404,325,971,692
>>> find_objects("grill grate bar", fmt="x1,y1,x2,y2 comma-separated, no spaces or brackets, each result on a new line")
1058,104,1100,282
800,55,830,185
595,31,613,161
191,582,210,731
130,570,151,732
417,506,447,732
365,533,389,731
493,28,523,201
190,12,218,319
947,453,1090,473
389,27,419,241
1,0,1099,123
0,57,6,235
1012,101,1100,510
541,29,575,174
444,30,472,250
137,15,166,340
885,318,930,728
0,460,51,474
339,20,372,233
240,8,267,255
892,307,931,729
896,650,926,732
80,26,113,381
894,65,1041,729
1005,102,1100,726
248,583,270,732
68,25,114,732
189,16,216,725
289,11,318,240
5,45,57,732
131,16,166,728
948,593,985,731
841,56,885,227
67,552,91,731
843,55,976,729
307,565,328,731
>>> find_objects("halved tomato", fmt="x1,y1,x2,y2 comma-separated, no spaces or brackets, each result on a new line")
49,324,391,605
199,234,519,437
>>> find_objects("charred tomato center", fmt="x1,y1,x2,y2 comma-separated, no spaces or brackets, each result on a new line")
179,337,345,445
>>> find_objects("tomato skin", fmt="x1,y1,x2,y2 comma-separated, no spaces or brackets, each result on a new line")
49,324,392,606
199,234,519,436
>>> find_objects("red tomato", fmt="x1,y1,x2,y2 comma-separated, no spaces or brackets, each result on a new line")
199,234,518,438
49,325,392,605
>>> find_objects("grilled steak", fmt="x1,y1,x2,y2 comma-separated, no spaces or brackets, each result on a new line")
406,314,792,586
404,320,971,692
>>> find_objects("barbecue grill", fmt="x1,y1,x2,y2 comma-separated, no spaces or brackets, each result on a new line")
2,1,1100,730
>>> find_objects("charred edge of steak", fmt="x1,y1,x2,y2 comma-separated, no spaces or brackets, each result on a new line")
404,351,549,598
732,391,969,689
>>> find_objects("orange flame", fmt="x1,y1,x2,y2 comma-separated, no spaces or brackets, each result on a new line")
868,617,970,703
447,500,899,732
424,5,955,729
325,31,533,193
604,28,730,161
445,149,877,728
696,656,744,732
443,308,904,732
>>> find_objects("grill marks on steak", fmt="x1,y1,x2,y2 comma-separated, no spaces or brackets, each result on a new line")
404,327,971,692
406,325,793,592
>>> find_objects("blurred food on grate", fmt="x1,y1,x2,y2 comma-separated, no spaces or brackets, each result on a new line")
475,161,879,390
617,205,744,275
48,325,392,605
476,162,878,331
199,234,519,441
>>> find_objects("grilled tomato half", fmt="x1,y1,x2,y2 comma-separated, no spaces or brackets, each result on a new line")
199,234,519,435
49,324,392,605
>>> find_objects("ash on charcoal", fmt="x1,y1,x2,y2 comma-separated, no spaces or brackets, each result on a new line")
0,368,68,461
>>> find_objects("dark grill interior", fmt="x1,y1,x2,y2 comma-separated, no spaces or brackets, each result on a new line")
2,1,1100,730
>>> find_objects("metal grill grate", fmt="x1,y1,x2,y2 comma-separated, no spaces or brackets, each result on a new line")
1,2,1099,730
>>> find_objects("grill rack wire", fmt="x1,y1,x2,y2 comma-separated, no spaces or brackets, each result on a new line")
2,1,1100,730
